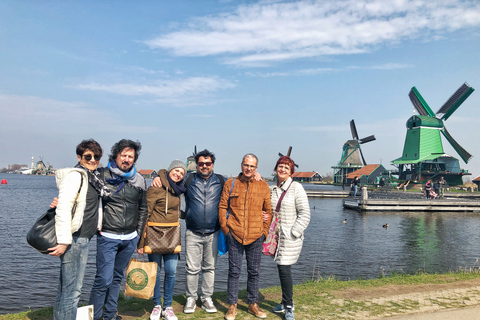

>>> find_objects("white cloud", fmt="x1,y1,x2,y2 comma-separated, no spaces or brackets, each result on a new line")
145,0,480,66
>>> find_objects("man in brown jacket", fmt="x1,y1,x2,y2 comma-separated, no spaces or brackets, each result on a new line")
219,153,272,320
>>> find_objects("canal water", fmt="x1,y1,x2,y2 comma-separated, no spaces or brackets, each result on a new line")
2,174,480,314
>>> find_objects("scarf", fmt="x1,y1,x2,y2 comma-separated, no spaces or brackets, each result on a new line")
106,160,146,193
167,174,186,196
75,163,111,198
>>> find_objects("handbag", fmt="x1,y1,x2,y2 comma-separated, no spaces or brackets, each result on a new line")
26,174,83,254
218,178,235,256
144,192,181,254
263,180,292,256
124,257,157,299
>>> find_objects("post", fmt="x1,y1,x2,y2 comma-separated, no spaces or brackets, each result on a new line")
362,186,368,201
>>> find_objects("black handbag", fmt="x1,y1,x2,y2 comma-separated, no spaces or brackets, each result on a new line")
26,174,83,254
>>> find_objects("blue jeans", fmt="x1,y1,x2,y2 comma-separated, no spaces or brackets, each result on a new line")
148,253,178,307
89,235,139,320
353,185,358,196
53,236,90,320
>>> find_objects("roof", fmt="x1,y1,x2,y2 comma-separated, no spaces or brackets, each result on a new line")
138,169,155,175
292,172,319,178
391,153,446,164
473,176,480,182
347,164,384,179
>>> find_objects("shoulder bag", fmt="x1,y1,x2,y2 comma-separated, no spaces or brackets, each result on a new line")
218,177,235,256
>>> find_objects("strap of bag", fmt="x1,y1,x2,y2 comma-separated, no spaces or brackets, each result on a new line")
164,186,181,221
275,180,293,212
71,173,84,217
226,178,235,219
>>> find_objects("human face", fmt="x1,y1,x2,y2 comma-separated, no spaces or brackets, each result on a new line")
196,156,214,179
115,147,135,172
276,163,291,183
169,167,185,183
77,149,100,172
241,156,257,180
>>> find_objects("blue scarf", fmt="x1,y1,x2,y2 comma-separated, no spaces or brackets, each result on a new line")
106,160,146,193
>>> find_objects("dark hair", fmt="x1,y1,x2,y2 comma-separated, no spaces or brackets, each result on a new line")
274,156,295,174
76,139,103,158
109,139,142,162
195,149,216,164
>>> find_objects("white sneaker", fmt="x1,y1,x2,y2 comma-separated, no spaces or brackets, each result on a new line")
150,305,162,320
183,297,197,314
201,297,217,313
162,307,178,320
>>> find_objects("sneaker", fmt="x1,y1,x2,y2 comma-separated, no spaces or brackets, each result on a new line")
183,297,197,314
272,302,295,313
201,297,217,313
285,306,295,320
150,305,162,320
162,307,178,320
248,303,266,319
225,304,237,320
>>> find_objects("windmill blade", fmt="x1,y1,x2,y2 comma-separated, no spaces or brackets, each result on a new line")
409,87,436,117
278,152,284,157
359,146,367,166
359,135,376,144
441,126,473,163
437,82,475,121
350,119,359,140
287,146,292,156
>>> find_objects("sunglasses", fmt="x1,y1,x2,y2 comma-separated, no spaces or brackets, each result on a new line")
197,161,213,167
83,154,101,161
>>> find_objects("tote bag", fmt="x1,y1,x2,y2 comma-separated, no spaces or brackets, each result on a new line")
125,258,157,299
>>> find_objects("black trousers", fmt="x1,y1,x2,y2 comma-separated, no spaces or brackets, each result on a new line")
277,264,293,306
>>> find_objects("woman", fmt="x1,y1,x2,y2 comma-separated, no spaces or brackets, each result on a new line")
265,156,310,320
51,139,108,320
424,180,432,199
352,176,359,196
137,160,187,320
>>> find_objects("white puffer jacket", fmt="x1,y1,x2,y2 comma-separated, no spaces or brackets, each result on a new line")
270,177,310,265
54,168,89,245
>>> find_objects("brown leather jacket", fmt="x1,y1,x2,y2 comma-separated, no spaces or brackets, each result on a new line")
219,173,272,245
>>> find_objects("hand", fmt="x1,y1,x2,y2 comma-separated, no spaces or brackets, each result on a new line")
151,177,162,188
50,197,58,208
262,211,270,222
253,172,262,181
137,248,144,255
48,244,68,256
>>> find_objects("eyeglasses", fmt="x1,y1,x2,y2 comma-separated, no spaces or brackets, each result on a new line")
242,164,257,169
197,162,213,167
83,154,101,161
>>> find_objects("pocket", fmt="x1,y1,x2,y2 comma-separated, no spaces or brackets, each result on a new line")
229,193,240,207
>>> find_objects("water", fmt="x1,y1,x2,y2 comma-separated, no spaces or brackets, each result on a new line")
2,174,480,314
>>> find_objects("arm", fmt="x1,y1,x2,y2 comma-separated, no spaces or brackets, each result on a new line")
291,183,311,238
150,176,162,188
218,180,232,235
262,183,273,237
136,188,148,243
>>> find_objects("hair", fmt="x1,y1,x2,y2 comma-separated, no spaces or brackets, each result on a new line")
109,139,142,162
242,153,258,166
76,139,103,157
195,149,216,164
274,156,295,174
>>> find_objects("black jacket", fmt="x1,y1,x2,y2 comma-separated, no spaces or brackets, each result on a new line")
99,167,148,236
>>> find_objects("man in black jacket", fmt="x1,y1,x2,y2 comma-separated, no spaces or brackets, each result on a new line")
89,139,148,320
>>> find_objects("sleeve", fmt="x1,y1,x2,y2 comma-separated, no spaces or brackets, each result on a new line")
262,182,273,237
55,171,82,245
218,179,232,235
136,185,148,242
291,183,311,238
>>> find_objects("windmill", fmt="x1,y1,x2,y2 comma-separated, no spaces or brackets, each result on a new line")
186,145,197,173
332,120,376,184
278,146,299,167
391,82,475,186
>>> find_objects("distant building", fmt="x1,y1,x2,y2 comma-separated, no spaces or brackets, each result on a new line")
346,164,389,185
291,172,322,182
138,169,157,178
473,176,480,189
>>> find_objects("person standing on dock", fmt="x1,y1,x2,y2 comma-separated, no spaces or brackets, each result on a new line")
219,153,272,320
352,176,359,196
424,180,433,199
439,176,446,198
89,139,148,320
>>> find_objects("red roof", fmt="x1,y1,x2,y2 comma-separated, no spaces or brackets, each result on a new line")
138,169,155,175
347,164,380,179
473,176,480,182
292,172,317,178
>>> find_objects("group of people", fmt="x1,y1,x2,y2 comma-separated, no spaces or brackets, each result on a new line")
424,177,446,199
50,139,310,320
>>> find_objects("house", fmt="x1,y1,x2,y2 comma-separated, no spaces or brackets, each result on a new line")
138,169,157,179
346,164,389,185
473,176,480,189
291,172,322,182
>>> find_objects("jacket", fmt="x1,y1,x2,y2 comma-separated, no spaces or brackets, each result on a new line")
99,167,148,236
184,172,224,234
270,177,310,265
218,173,272,245
54,168,89,245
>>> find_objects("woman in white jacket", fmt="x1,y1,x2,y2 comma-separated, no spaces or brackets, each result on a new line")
51,139,109,320
266,156,310,320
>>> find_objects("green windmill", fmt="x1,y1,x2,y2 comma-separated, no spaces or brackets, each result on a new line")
392,82,475,186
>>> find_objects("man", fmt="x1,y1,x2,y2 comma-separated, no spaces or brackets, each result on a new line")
89,139,148,320
219,153,272,320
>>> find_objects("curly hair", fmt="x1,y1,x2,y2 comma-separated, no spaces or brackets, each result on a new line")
195,149,216,164
109,139,142,162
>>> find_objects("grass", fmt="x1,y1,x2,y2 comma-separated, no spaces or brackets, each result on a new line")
3,270,480,320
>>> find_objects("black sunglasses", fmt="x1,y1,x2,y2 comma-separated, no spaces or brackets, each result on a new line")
83,154,101,161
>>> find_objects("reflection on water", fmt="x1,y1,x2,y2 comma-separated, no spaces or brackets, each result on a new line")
2,175,480,314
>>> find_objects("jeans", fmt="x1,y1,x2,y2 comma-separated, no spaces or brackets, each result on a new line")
148,253,178,307
53,236,90,320
227,232,264,304
353,185,358,196
89,235,139,320
185,230,218,300
277,264,293,306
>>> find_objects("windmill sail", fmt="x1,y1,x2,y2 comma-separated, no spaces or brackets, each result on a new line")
441,127,473,163
409,87,436,117
437,83,475,121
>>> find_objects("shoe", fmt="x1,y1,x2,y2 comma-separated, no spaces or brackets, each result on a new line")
248,303,267,319
224,304,237,320
162,307,178,320
272,302,295,313
150,305,162,320
285,306,295,320
183,297,196,314
201,297,217,313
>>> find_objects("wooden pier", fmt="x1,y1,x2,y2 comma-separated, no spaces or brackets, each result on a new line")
306,190,350,198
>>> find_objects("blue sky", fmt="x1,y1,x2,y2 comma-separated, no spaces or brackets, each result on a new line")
1,0,480,178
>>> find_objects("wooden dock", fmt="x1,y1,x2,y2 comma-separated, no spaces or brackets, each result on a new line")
306,190,350,198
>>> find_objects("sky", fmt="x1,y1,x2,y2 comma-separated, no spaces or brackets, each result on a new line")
1,0,480,179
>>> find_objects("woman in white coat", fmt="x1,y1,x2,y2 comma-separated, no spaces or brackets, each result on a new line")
266,156,310,320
